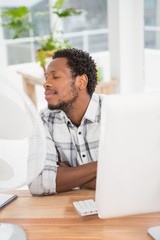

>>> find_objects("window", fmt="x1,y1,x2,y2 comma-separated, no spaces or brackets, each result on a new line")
144,0,160,49
1,0,50,65
0,0,108,67
62,0,108,53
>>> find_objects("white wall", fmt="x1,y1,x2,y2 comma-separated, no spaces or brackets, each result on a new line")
95,50,160,93
144,49,160,92
93,50,160,93
92,51,111,82
108,0,144,93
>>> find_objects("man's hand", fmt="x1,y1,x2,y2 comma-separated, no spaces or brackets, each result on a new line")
56,161,97,193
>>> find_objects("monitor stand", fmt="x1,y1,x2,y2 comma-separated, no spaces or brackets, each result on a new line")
0,223,26,240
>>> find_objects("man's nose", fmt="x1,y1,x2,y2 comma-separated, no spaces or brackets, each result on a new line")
43,79,52,89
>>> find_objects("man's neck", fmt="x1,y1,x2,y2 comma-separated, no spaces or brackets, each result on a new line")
66,94,91,127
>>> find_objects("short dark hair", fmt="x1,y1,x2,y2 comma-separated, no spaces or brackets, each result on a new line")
52,48,98,96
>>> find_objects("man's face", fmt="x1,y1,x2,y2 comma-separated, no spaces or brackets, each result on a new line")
44,57,79,112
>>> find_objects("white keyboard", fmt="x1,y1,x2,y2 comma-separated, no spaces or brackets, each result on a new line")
73,199,98,216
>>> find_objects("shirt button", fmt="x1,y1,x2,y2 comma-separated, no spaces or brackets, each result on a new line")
82,154,85,158
78,132,81,135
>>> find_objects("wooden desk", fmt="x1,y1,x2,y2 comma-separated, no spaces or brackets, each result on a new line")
0,189,157,239
17,71,45,107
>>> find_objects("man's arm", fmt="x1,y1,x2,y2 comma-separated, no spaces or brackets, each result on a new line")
81,178,96,190
56,161,97,193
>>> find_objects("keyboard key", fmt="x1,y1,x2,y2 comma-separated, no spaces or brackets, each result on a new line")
73,199,98,216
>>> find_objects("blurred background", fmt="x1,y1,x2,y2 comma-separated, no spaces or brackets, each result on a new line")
0,0,160,110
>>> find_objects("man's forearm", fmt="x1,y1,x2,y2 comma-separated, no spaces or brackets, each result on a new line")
56,161,97,193
81,178,96,190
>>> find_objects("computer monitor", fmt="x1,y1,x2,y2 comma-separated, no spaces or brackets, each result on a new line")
96,93,160,218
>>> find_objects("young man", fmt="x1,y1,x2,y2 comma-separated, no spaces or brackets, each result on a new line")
29,48,104,195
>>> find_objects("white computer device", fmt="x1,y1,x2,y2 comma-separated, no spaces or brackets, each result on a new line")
96,93,160,219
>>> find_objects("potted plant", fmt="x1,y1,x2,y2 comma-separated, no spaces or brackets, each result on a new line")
1,0,81,72
36,0,81,72
36,34,72,72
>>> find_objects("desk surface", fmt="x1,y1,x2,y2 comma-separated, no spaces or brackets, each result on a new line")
0,189,158,240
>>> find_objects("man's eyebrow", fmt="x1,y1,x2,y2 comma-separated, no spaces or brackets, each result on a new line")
44,70,56,77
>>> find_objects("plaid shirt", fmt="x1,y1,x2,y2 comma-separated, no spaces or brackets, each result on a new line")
29,93,104,195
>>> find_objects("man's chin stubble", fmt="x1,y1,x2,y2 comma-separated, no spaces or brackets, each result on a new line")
48,102,69,112
48,104,60,110
48,100,76,113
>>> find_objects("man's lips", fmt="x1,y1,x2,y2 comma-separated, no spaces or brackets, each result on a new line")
44,90,57,100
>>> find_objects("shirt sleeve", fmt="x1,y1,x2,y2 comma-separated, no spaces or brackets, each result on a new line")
28,123,58,196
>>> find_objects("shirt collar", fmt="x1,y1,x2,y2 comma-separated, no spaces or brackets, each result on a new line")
41,108,60,118
82,93,101,123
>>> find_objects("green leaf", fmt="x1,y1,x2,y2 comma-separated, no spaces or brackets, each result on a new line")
97,67,101,81
36,33,72,51
53,8,81,17
1,6,32,38
52,0,66,10
1,7,29,19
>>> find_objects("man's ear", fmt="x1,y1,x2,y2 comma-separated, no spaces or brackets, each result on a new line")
77,74,88,90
